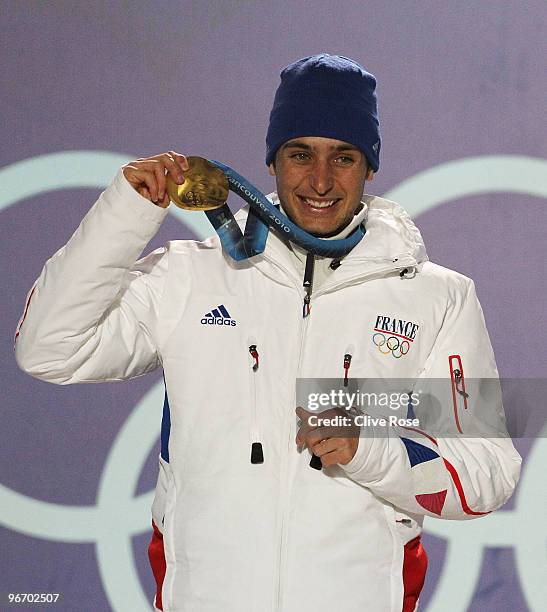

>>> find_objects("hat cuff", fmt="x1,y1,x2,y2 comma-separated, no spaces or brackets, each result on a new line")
266,128,379,172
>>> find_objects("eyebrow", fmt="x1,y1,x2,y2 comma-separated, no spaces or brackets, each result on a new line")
281,141,360,153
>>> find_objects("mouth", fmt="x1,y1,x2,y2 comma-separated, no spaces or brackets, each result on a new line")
298,196,341,210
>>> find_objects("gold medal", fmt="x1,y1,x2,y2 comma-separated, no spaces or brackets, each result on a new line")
166,156,229,211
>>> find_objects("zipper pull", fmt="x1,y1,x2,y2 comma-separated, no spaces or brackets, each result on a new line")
343,353,352,387
251,442,264,464
453,368,468,401
449,354,468,434
309,454,323,470
248,344,259,371
302,252,315,318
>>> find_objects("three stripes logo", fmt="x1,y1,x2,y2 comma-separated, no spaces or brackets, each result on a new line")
201,304,237,326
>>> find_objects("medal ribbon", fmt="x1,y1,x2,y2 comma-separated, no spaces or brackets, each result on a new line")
204,160,365,261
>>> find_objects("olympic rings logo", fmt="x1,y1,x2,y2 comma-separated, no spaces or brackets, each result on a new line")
372,332,410,358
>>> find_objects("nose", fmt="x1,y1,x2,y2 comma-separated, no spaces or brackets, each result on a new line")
309,159,333,195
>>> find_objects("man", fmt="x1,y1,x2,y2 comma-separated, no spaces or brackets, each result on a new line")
15,54,520,612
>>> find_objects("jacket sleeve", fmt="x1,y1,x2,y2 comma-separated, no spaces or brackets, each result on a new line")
341,276,522,519
14,169,170,384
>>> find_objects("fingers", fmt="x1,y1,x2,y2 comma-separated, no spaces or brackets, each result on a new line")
318,449,347,468
311,437,340,456
152,161,168,202
124,165,160,201
295,406,310,419
295,406,360,466
169,151,189,172
295,407,316,448
137,185,152,200
144,155,181,202
306,436,358,468
157,152,186,192
295,406,342,448
297,426,329,450
157,190,170,209
122,151,189,205
137,184,169,208
317,438,359,467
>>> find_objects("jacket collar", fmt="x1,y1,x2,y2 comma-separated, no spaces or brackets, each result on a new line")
232,192,428,292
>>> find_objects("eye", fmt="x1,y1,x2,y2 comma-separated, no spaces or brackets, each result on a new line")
334,155,355,165
290,152,311,162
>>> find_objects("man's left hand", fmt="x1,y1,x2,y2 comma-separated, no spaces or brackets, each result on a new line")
295,406,360,467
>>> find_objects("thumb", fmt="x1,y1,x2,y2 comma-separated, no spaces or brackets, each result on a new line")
295,406,312,419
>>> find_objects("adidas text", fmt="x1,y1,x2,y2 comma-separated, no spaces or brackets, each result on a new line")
201,317,236,326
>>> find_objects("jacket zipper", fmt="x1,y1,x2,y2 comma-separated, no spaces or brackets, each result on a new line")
449,354,468,434
302,252,314,317
263,253,416,610
275,287,312,611
302,252,323,471
248,340,264,464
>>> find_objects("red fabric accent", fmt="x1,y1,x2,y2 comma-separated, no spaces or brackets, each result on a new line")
402,535,428,612
443,458,490,516
415,490,447,515
14,285,36,341
448,354,468,433
148,520,166,610
373,328,414,342
343,354,352,386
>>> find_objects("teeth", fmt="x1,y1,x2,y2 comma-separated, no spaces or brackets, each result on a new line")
302,198,336,209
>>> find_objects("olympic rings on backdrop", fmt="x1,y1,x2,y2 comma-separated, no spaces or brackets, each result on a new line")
372,332,410,358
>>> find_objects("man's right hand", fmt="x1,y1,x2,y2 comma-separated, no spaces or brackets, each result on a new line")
122,151,189,208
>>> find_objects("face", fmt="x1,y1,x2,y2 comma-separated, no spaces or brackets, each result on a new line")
269,136,374,237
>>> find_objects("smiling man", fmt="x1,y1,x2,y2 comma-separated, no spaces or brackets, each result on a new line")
270,137,373,236
15,54,520,612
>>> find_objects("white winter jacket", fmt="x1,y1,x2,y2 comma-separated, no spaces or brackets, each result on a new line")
15,169,521,612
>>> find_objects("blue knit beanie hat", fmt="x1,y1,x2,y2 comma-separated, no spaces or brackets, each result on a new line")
266,54,381,172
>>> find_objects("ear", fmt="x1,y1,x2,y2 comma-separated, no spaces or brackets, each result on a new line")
268,163,276,176
365,167,374,181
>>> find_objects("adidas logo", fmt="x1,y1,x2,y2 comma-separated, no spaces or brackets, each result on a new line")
201,304,237,326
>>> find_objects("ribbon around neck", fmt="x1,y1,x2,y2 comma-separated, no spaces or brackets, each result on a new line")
204,160,365,261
